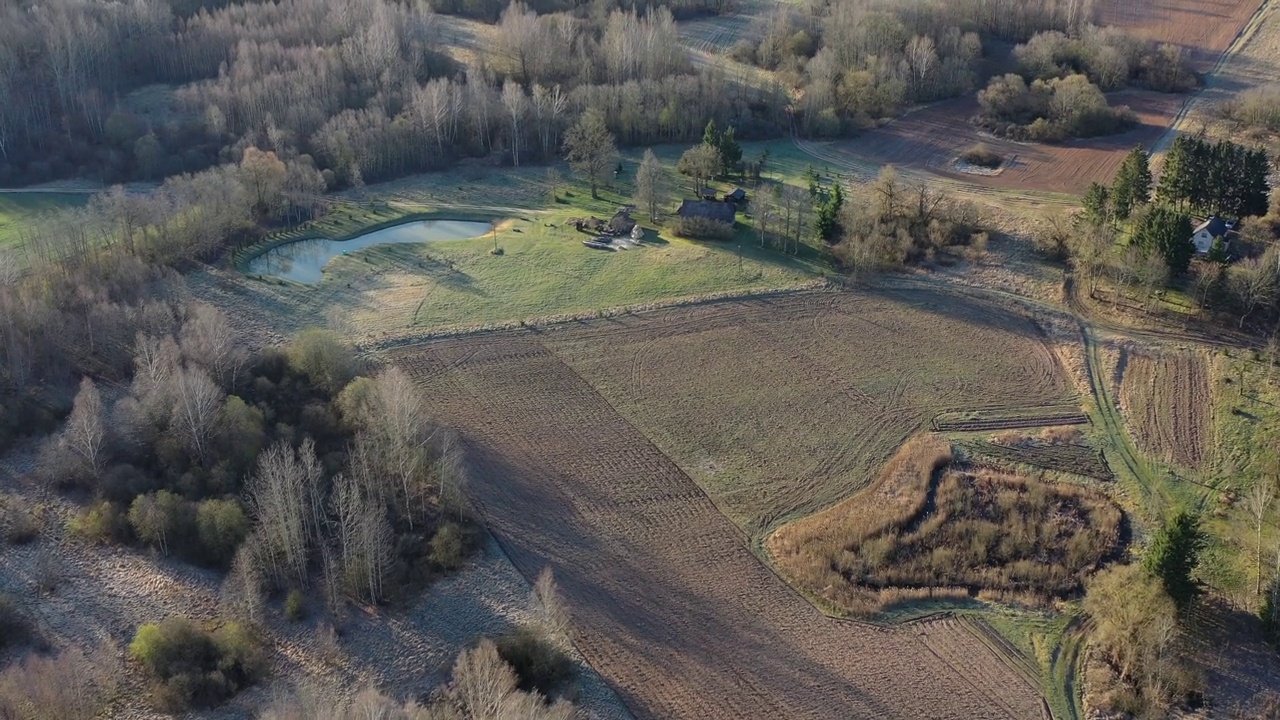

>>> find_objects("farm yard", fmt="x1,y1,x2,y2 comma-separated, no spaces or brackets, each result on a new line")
1117,348,1214,471
390,319,1052,720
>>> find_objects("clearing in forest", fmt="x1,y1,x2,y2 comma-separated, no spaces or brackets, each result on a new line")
391,294,1054,718
1118,348,1213,470
768,435,1123,616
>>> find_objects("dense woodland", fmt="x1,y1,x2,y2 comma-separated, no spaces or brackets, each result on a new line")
0,0,1199,187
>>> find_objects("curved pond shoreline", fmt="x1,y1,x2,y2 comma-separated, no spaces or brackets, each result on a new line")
245,218,492,284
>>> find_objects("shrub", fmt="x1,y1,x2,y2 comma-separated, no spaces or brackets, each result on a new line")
429,522,467,570
0,595,31,650
195,498,248,567
0,643,118,720
959,144,1003,169
669,216,734,241
129,617,265,711
128,491,191,555
495,626,575,698
0,495,38,544
285,329,356,395
69,501,131,544
284,589,305,622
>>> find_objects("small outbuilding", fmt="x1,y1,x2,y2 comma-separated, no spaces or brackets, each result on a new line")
724,187,747,204
677,199,736,224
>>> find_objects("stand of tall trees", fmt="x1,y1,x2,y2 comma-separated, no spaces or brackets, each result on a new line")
1157,135,1271,219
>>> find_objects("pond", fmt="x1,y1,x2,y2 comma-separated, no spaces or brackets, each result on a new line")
246,219,492,284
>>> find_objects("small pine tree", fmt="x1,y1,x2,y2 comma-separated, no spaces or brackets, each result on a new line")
1143,510,1207,611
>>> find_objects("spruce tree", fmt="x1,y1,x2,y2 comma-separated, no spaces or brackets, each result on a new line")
1135,205,1193,274
1112,147,1152,220
1143,510,1207,610
1157,134,1193,209
1242,147,1271,218
1082,182,1111,227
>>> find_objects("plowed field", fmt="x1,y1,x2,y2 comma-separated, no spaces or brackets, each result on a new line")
1096,0,1262,68
542,288,1074,535
390,287,1070,719
815,90,1183,196
1118,349,1213,469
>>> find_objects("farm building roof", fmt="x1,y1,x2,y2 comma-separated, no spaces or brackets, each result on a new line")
724,187,747,202
677,199,736,224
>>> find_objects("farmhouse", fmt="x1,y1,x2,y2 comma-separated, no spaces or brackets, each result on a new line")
677,199,736,224
1190,216,1234,254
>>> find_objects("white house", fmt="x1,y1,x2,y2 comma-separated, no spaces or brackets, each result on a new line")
1190,216,1231,254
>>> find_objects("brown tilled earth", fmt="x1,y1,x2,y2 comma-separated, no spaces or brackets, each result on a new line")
1118,349,1213,469
392,291,1059,720
1095,0,1262,68
823,90,1184,196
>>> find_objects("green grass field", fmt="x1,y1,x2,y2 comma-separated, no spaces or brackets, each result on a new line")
0,193,88,249
236,154,828,338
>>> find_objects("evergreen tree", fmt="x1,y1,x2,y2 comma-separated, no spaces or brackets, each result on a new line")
1112,147,1152,220
1135,205,1193,275
815,182,844,243
1157,135,1193,209
1242,147,1272,218
1187,135,1212,213
1143,510,1207,610
718,126,742,176
702,120,719,151
1081,182,1111,227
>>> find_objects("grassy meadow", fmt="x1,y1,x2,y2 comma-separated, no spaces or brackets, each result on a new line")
0,193,88,249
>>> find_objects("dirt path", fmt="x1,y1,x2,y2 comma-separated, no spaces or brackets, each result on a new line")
391,332,1048,720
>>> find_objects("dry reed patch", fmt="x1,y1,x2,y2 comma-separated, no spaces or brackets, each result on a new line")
1118,350,1213,469
769,437,1123,616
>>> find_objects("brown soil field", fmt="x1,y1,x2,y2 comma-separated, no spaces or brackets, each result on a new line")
1117,348,1213,469
539,288,1075,536
1095,0,1263,68
817,90,1184,196
391,317,1051,719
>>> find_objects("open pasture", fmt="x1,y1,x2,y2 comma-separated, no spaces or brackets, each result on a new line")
814,90,1183,196
0,192,88,249
391,309,1050,719
1118,348,1213,470
541,286,1076,536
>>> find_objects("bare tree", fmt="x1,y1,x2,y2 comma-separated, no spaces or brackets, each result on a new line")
247,440,315,586
633,149,667,223
1247,479,1276,598
64,377,107,479
563,109,617,200
532,567,569,638
452,640,519,720
221,537,266,625
331,460,392,604
169,365,224,464
501,80,528,167
179,303,246,388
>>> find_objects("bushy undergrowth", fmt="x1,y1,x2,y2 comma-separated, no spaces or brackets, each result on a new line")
959,144,1004,169
977,73,1137,142
0,595,32,651
769,435,1123,614
669,215,735,241
496,626,575,698
129,617,266,711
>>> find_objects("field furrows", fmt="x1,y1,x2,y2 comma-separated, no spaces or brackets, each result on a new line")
1118,349,1213,469
539,288,1073,534
393,335,1047,720
914,617,1049,720
933,413,1089,432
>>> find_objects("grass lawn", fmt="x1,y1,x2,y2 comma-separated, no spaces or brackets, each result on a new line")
237,161,827,338
0,193,88,249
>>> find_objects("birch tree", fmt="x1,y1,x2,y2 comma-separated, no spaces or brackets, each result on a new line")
1247,480,1276,598
169,366,224,464
633,149,667,223
64,377,107,479
247,440,318,586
